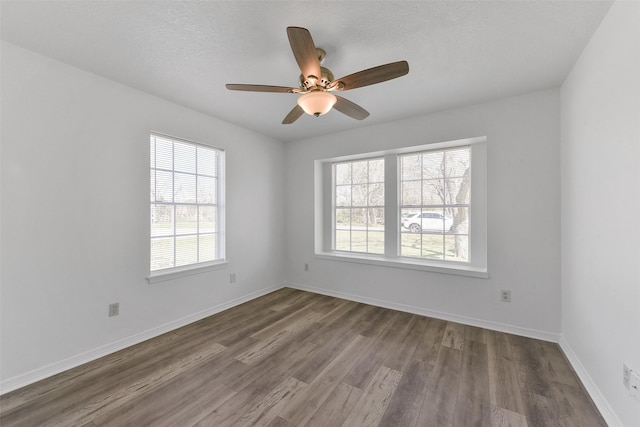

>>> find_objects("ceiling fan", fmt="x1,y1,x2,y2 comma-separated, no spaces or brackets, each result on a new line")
226,27,409,124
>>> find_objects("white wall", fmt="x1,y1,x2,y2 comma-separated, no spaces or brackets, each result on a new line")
560,1,640,425
0,42,286,390
284,89,562,339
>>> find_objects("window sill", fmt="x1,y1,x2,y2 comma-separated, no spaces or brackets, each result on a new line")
314,252,488,279
147,260,228,284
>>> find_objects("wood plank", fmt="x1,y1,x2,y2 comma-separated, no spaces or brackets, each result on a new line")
152,383,236,427
551,381,607,427
464,323,487,343
357,305,397,338
412,316,447,363
75,342,227,426
232,376,307,427
312,298,357,328
237,329,296,364
291,303,373,383
453,339,491,427
236,307,322,365
223,340,317,392
490,405,529,427
306,382,362,427
527,339,582,388
378,359,430,427
306,293,345,314
291,329,359,384
343,310,407,389
192,365,304,426
270,290,316,312
342,350,383,391
519,392,564,427
173,288,299,341
266,416,297,427
383,314,428,371
279,334,371,425
341,365,402,426
95,368,236,427
202,339,319,425
309,301,373,344
92,339,255,424
486,330,526,415
212,302,310,347
416,345,463,426
509,334,554,397
251,303,324,341
442,321,465,350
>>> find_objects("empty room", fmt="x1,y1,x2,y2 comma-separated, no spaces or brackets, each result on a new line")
1,1,638,426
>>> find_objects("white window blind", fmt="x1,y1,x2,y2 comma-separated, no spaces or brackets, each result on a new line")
150,134,224,272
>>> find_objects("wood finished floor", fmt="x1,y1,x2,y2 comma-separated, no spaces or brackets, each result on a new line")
0,288,606,427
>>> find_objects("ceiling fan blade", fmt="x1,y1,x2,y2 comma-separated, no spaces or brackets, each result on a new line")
334,96,370,120
226,84,295,93
287,27,321,80
332,60,409,91
282,104,304,124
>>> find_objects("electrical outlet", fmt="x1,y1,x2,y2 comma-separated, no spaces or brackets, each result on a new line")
108,303,119,317
630,371,640,400
500,290,511,302
304,263,309,272
230,273,236,284
623,363,631,389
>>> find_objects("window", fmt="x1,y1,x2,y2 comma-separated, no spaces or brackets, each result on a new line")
400,147,470,262
317,137,487,277
334,158,385,254
149,134,225,275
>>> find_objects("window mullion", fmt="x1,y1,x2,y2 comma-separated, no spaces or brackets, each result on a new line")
365,161,369,253
172,143,177,268
195,148,199,263
384,153,398,259
349,163,352,252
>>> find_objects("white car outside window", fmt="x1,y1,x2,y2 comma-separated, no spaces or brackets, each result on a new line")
402,212,453,233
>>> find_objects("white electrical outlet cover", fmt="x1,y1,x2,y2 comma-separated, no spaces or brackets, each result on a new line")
630,371,640,400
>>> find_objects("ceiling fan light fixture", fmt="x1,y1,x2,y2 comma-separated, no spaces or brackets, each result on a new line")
226,27,408,124
297,90,337,117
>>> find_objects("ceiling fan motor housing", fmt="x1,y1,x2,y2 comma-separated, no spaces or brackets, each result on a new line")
299,66,334,90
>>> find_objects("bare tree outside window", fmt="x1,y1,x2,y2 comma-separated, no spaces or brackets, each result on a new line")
334,158,384,254
400,147,470,262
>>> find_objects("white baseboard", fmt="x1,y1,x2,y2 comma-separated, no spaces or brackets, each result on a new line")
285,282,561,343
0,283,285,395
559,336,623,427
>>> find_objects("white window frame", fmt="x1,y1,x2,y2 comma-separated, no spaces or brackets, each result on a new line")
333,157,386,255
398,146,472,263
147,133,226,283
315,136,487,278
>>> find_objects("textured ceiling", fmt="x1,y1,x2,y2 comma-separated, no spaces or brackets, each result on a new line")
1,0,613,142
